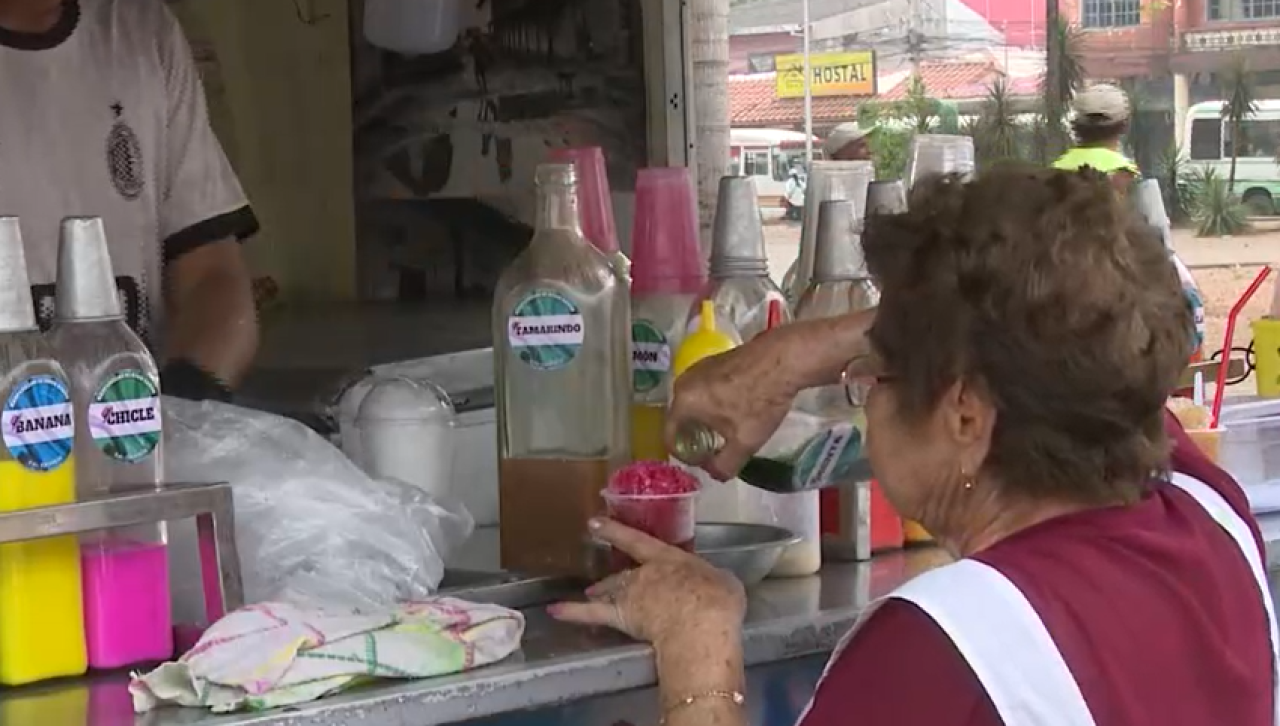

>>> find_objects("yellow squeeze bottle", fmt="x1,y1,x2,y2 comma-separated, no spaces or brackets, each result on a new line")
0,217,86,685
673,301,738,378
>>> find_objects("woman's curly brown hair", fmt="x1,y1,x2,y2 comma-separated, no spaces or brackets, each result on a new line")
863,166,1193,504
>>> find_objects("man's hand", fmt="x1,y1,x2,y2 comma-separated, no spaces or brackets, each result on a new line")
164,239,258,393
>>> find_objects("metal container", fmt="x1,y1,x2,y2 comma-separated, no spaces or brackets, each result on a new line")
0,218,37,333
1133,178,1173,250
55,217,121,322
905,134,975,189
696,523,801,585
709,176,770,278
783,161,874,303
867,180,908,216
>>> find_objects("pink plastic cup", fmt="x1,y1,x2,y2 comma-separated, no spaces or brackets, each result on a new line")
631,167,706,296
602,490,697,571
547,146,619,255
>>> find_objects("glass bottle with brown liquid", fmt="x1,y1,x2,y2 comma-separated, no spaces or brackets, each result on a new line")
494,164,631,577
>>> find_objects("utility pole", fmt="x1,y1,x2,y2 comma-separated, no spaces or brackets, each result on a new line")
1045,0,1063,147
907,0,922,74
802,0,813,165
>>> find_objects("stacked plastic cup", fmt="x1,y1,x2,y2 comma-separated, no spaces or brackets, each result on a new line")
631,167,705,296
628,167,707,462
546,147,626,274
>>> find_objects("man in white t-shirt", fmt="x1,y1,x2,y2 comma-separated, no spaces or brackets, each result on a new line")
0,0,259,401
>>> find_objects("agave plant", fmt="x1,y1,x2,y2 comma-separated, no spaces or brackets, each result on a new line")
1155,144,1196,224
1189,167,1250,237
974,75,1021,168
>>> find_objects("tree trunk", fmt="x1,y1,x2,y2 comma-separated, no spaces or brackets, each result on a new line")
690,0,730,258
1229,118,1240,192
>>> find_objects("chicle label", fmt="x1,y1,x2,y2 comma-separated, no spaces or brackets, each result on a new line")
3,374,75,472
792,423,868,490
508,291,586,371
631,319,671,393
89,370,162,463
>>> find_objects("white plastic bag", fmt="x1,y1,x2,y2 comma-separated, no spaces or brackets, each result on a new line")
163,397,473,620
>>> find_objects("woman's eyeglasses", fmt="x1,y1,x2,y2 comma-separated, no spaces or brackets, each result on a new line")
840,353,896,407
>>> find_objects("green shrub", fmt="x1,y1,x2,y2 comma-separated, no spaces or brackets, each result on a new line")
1189,167,1250,237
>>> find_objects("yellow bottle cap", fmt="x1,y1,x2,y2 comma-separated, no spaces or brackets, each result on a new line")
673,301,737,379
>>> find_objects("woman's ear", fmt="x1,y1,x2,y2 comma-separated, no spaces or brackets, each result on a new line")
940,379,995,456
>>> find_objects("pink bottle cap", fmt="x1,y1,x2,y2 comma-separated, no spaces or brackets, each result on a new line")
631,167,706,296
547,146,619,254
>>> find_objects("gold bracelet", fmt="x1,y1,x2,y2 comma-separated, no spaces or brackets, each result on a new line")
658,689,746,725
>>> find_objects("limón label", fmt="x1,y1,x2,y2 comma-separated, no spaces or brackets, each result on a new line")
508,291,586,371
89,370,162,463
3,374,74,472
631,319,671,393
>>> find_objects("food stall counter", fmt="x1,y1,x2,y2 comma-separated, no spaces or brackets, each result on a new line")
6,521,1279,726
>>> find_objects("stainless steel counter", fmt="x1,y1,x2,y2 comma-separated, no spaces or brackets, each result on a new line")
4,519,1277,726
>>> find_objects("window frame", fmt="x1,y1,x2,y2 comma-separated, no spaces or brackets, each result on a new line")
1080,0,1142,28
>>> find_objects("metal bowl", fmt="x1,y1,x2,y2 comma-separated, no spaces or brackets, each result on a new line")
695,523,802,585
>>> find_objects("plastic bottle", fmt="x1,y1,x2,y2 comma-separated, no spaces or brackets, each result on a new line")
0,217,86,685
760,299,822,577
494,164,631,577
629,168,706,460
48,217,171,669
691,176,790,341
684,178,787,526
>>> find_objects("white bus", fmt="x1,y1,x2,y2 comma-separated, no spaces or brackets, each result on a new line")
1185,100,1280,213
728,128,822,207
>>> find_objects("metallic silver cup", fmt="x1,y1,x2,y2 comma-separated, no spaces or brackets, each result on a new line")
55,216,122,322
709,176,770,278
0,217,38,333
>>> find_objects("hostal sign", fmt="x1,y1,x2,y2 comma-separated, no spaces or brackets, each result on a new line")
774,51,876,99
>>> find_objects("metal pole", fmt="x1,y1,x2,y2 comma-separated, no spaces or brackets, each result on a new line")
802,0,813,164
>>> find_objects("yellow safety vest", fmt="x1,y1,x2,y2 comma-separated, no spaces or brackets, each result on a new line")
1051,146,1139,176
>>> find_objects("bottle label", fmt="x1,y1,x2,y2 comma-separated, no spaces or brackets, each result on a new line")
631,319,671,393
89,370,162,463
508,291,586,371
791,423,867,490
3,375,75,472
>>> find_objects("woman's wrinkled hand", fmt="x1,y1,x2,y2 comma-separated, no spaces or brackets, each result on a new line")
548,519,745,648
664,333,798,480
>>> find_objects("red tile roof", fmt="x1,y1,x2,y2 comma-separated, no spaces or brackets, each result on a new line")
877,61,1000,101
729,74,860,127
730,60,1041,128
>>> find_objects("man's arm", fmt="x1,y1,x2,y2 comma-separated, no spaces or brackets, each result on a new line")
164,239,257,388
153,3,260,397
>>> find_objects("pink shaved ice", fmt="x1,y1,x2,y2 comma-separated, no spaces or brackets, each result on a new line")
608,461,699,496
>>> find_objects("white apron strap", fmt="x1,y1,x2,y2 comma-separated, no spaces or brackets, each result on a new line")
797,559,1095,726
1168,472,1280,724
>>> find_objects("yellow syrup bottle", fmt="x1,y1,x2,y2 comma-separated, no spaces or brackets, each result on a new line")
0,217,86,685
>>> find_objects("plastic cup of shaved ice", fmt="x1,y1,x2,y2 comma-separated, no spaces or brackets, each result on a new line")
603,461,699,569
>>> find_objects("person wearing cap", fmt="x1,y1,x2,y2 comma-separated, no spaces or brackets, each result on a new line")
1053,83,1140,194
823,122,876,161
0,0,259,402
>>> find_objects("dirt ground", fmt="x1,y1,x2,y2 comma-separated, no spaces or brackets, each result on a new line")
763,220,1280,396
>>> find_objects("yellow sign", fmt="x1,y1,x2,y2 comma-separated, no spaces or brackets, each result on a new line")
775,51,876,99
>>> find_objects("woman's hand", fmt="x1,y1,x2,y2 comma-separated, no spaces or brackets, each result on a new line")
548,519,745,648
665,313,877,480
664,332,799,480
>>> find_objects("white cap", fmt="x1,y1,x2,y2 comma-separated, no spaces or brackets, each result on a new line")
1072,83,1130,123
823,123,874,157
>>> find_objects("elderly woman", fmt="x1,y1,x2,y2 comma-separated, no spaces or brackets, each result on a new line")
549,167,1278,725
